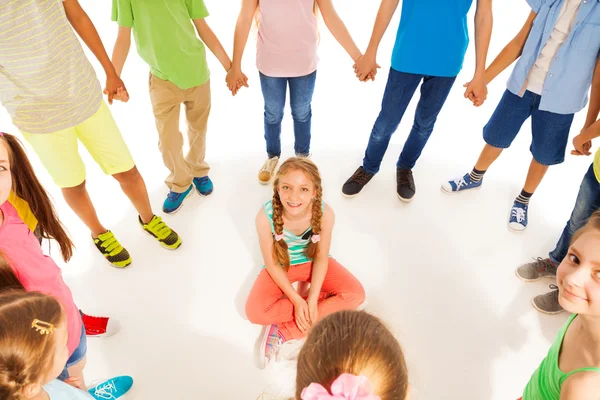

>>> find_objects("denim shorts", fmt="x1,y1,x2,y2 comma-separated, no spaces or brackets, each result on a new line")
58,317,87,381
483,90,574,166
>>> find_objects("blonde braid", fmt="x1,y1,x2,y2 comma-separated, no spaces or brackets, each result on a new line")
306,185,323,261
272,191,291,269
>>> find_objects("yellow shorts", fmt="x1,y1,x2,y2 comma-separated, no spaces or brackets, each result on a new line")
21,101,135,188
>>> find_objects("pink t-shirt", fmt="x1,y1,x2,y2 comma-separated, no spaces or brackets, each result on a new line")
0,202,81,356
256,0,319,78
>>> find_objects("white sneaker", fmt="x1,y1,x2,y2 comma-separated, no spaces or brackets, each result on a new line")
258,157,280,185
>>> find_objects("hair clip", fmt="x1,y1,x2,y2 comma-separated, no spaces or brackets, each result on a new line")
31,319,54,335
311,234,320,244
274,233,284,241
0,132,4,136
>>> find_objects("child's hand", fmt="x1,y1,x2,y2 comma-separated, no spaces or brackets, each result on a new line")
293,297,310,333
354,53,380,82
104,74,130,104
65,377,85,391
307,295,318,326
571,130,593,156
226,67,248,96
463,76,488,107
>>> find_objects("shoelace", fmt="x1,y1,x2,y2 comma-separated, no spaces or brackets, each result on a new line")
453,177,467,189
351,169,372,185
534,257,555,273
167,191,182,201
548,284,559,300
261,158,278,173
93,380,117,399
397,169,415,191
512,206,527,223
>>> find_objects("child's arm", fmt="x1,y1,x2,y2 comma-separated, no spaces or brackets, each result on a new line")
353,0,399,82
256,210,311,333
192,19,232,73
112,27,132,78
306,204,334,325
316,0,361,62
463,0,493,107
482,11,536,85
62,0,127,104
228,0,257,95
560,372,600,400
573,57,600,156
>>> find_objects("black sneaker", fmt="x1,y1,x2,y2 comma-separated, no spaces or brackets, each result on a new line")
396,168,415,202
342,167,374,197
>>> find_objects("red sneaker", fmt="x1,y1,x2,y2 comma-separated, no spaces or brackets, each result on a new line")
81,312,120,338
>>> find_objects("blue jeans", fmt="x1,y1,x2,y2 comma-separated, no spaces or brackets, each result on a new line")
484,90,574,166
58,315,87,381
549,164,600,264
259,71,317,158
362,68,456,174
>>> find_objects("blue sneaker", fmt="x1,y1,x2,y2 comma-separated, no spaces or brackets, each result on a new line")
88,376,133,399
163,185,193,214
508,201,528,232
193,176,213,196
441,173,483,194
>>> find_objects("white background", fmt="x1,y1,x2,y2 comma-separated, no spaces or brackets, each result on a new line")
1,0,597,399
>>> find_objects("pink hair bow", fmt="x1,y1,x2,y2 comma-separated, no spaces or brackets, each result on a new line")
274,233,284,241
301,374,381,400
311,234,320,244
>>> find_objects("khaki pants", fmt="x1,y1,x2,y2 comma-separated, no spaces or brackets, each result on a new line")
149,74,211,192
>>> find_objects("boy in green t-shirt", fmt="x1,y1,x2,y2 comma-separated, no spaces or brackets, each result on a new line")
111,0,232,213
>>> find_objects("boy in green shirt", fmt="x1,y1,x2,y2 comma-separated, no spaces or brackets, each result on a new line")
111,0,232,213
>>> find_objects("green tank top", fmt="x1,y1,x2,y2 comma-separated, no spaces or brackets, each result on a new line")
262,200,327,267
523,314,600,399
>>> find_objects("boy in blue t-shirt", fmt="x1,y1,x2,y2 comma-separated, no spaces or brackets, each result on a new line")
342,0,493,201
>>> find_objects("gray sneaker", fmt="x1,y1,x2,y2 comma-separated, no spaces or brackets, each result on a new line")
515,257,557,282
532,285,564,315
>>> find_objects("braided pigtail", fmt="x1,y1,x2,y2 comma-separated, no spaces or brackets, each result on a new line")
272,191,291,270
305,185,323,261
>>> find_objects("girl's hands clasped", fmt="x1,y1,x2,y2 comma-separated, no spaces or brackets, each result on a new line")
293,296,311,333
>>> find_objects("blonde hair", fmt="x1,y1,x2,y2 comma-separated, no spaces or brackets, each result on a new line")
271,157,323,270
296,310,409,399
0,291,63,400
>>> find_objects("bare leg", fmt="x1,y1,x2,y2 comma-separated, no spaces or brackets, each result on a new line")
112,166,154,224
523,158,549,194
61,182,107,238
474,144,504,171
66,355,87,387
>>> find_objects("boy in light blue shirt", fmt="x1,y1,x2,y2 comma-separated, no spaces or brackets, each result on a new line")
443,0,600,232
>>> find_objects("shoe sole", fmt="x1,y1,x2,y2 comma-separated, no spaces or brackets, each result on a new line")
440,185,482,195
163,189,193,214
258,178,272,185
342,191,360,198
514,266,556,282
508,223,527,233
531,297,564,315
397,193,414,203
258,325,269,369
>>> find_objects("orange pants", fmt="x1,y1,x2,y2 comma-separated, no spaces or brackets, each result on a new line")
245,258,365,340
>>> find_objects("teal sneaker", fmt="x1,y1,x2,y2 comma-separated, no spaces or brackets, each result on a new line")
163,185,193,214
193,176,213,196
88,376,133,399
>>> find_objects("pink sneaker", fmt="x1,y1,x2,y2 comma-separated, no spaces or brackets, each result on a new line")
259,324,286,369
81,312,121,338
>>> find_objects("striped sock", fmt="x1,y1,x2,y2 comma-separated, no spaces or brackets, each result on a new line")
469,168,486,183
516,189,533,205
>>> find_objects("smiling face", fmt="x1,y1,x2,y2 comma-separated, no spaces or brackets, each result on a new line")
556,230,600,315
277,169,316,218
0,140,11,207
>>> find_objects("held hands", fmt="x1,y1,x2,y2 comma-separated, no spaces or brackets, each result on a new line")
571,129,593,156
463,75,488,107
226,66,249,96
353,52,380,82
104,73,130,104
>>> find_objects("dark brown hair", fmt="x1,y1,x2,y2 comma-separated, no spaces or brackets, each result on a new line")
1,133,74,262
296,310,409,400
0,291,63,400
571,211,600,245
272,157,323,270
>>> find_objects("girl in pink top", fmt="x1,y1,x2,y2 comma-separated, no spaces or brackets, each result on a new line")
0,132,88,387
227,0,377,185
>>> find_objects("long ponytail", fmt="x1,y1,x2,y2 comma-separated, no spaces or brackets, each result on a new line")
1,133,74,262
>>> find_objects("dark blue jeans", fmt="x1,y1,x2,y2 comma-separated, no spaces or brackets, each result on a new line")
362,68,456,174
549,163,600,264
259,71,317,158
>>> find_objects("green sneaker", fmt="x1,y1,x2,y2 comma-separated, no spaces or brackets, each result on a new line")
93,231,132,268
139,215,181,250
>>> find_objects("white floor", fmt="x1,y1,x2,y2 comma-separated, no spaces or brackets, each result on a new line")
1,1,597,399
